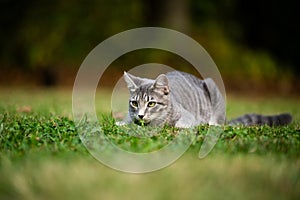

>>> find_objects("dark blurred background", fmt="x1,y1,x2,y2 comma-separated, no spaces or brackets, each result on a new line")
0,0,299,94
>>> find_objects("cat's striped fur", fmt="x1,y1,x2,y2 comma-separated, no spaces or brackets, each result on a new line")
122,71,292,128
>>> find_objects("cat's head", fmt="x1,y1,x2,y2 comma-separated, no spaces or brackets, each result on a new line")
124,72,170,126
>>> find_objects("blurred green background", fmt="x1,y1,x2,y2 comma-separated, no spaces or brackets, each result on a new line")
0,0,299,95
1,1,300,199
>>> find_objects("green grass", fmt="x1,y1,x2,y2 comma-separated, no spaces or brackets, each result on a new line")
0,88,300,200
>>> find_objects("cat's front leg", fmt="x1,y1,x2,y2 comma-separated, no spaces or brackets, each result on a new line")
115,114,131,126
175,121,194,128
174,110,197,128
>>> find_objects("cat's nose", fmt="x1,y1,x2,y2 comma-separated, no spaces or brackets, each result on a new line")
138,114,144,119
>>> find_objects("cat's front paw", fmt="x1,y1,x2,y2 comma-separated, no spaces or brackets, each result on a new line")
115,121,127,126
208,121,221,126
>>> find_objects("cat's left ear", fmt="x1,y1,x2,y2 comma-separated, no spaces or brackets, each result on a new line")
123,72,138,92
153,74,169,95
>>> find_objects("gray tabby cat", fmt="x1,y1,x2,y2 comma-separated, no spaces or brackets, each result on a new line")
121,71,292,128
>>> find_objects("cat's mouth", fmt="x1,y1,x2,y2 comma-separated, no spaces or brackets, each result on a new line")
134,119,150,126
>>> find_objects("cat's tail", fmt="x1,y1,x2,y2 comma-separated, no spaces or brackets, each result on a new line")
228,113,292,126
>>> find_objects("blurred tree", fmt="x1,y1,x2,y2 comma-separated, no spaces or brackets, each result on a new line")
0,0,298,89
143,0,190,32
235,0,299,73
0,0,143,70
0,0,32,68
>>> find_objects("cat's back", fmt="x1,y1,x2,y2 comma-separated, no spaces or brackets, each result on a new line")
166,71,203,91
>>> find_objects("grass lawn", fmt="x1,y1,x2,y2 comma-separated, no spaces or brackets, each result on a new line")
0,88,299,200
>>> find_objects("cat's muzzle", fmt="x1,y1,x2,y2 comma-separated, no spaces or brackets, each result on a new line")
134,119,149,126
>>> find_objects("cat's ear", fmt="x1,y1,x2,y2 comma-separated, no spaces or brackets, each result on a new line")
153,74,169,95
124,72,139,92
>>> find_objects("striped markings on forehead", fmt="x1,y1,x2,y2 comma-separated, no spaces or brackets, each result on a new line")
132,93,155,102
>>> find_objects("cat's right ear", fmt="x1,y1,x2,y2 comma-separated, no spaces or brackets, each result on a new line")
153,74,169,95
124,72,138,92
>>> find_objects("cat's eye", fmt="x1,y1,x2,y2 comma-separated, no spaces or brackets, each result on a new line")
147,101,156,107
130,101,138,107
